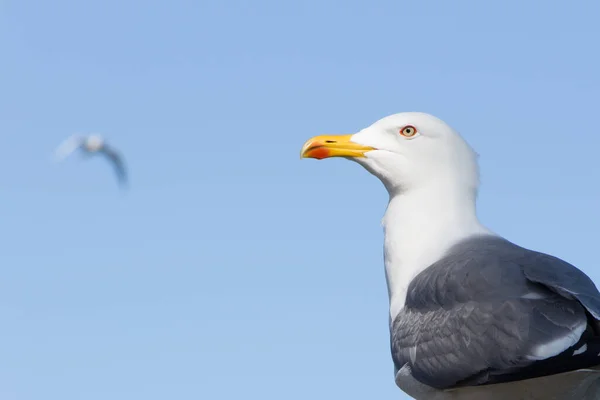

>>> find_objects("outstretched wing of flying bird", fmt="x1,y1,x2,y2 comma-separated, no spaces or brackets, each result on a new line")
100,145,128,188
54,135,84,161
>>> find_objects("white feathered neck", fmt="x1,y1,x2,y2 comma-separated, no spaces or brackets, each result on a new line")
383,181,492,319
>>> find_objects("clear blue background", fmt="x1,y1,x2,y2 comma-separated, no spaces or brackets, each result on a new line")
2,1,600,399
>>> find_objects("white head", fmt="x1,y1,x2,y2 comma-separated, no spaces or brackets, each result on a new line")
85,135,105,152
302,113,489,317
301,112,480,198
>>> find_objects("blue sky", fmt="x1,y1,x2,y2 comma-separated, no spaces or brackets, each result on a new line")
2,0,600,399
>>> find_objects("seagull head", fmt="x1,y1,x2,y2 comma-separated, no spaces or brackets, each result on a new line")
300,112,480,196
84,135,105,152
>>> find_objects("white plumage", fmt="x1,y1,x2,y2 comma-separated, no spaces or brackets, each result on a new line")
301,112,600,400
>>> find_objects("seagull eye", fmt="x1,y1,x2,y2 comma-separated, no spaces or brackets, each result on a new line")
400,125,417,138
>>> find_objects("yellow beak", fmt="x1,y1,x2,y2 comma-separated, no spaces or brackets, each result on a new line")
300,134,375,160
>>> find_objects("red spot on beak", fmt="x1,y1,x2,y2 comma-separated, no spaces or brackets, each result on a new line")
307,147,331,160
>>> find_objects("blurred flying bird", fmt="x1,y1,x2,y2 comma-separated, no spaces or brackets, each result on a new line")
54,134,127,188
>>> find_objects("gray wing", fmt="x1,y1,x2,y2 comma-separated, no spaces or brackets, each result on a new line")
391,235,600,390
99,145,127,187
521,251,600,320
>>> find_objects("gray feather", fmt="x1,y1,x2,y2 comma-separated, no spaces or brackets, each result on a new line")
391,235,600,390
99,145,127,187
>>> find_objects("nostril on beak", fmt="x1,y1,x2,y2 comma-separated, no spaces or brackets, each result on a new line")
325,140,336,143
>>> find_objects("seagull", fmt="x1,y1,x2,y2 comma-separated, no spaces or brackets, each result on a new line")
300,112,600,400
54,134,127,187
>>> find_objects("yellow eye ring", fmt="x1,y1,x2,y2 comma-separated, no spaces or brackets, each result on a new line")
400,125,417,138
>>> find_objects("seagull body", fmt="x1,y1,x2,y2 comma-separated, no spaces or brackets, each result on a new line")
55,134,127,187
300,112,600,399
